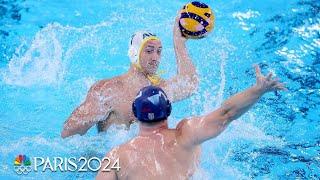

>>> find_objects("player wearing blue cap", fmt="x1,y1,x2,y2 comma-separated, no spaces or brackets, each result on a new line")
97,65,286,179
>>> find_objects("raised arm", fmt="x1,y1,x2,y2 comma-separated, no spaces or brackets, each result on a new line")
61,82,113,138
161,14,199,102
177,65,287,148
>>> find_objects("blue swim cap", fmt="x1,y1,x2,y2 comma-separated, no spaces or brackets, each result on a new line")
132,86,171,123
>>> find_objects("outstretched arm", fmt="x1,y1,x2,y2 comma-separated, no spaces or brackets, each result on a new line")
161,13,199,102
177,65,287,148
61,82,112,138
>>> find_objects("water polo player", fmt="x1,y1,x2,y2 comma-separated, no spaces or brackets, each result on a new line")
96,65,286,179
61,15,199,138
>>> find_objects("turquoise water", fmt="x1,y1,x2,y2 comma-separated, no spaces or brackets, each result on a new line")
1,0,319,179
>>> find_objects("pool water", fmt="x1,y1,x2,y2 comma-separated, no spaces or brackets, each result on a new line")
0,0,319,179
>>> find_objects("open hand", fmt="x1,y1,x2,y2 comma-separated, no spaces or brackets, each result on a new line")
254,64,287,93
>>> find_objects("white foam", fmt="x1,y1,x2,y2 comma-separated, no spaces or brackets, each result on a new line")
201,35,235,114
276,46,306,74
293,23,320,39
202,49,227,112
214,51,227,108
214,112,285,148
2,19,116,87
232,10,260,31
192,168,210,180
0,126,135,158
3,24,63,86
232,10,261,20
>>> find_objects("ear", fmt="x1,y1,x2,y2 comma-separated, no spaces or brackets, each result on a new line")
166,100,172,117
128,47,134,57
132,102,137,118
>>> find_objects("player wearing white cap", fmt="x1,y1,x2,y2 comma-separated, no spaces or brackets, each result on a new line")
61,16,198,138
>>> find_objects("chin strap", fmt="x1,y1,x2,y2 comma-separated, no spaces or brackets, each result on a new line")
147,74,161,85
133,63,164,86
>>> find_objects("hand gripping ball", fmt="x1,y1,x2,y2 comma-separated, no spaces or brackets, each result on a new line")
179,1,215,39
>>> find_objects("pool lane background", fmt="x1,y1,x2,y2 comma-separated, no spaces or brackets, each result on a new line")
0,0,319,179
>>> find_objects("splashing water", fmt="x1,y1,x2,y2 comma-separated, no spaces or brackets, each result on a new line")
1,0,319,179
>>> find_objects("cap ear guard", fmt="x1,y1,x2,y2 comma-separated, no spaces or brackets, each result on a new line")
166,100,171,117
132,101,137,118
128,46,137,64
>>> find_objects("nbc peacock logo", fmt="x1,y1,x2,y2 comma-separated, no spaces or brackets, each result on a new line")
14,154,32,175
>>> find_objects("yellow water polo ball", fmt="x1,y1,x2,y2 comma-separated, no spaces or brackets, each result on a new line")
179,1,215,39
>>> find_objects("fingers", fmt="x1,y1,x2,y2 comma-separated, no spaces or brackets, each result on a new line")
253,65,276,81
253,64,288,92
270,80,280,86
174,11,182,32
272,82,288,91
266,72,273,81
175,10,182,22
175,13,180,23
254,64,262,77
270,79,279,86
275,86,288,91
273,77,280,82
279,87,288,91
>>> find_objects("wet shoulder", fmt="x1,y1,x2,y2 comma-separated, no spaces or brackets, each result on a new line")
114,140,139,167
106,146,120,160
90,76,125,94
175,119,189,137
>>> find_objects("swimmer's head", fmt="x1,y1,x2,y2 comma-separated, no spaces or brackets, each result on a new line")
128,31,162,75
132,86,171,123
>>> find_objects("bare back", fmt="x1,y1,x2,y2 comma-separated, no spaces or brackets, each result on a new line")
101,128,201,180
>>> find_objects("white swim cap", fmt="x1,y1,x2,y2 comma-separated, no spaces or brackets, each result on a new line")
128,31,160,68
